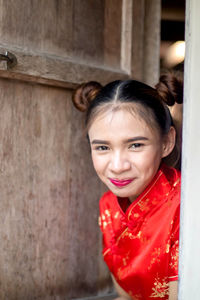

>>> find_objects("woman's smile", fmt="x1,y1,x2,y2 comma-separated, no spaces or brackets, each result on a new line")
109,178,134,187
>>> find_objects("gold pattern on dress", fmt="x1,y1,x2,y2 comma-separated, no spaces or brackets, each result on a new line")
128,291,142,300
116,227,149,245
169,240,179,271
138,198,150,212
114,211,120,219
105,209,111,217
116,227,129,244
133,294,143,300
128,172,162,220
100,209,112,229
103,248,111,257
116,228,142,245
148,248,161,270
122,251,130,266
102,221,108,229
133,213,139,218
173,178,180,187
166,243,170,254
116,267,123,280
150,276,169,298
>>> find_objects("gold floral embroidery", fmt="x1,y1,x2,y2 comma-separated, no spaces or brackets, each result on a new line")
137,198,150,212
133,213,140,218
114,211,120,219
100,209,112,229
173,178,180,187
166,243,170,253
116,227,129,244
148,248,161,270
116,267,123,280
116,228,141,244
169,240,179,271
105,209,111,217
150,276,169,298
128,172,162,220
103,248,111,257
122,251,130,266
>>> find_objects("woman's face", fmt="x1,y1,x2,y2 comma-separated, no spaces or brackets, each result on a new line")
88,109,172,202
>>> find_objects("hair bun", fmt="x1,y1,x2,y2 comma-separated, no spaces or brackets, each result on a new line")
72,81,102,112
155,72,183,106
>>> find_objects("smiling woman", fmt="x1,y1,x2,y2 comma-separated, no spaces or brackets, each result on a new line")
89,109,175,202
72,73,183,300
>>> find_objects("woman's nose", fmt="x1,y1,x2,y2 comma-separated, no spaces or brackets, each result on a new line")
109,151,131,174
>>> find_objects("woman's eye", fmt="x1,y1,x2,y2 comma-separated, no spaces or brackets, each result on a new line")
129,143,143,150
95,145,109,151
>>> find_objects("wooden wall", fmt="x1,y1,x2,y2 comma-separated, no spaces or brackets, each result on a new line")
0,1,160,299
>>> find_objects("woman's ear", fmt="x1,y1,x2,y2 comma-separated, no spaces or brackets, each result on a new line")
162,126,176,158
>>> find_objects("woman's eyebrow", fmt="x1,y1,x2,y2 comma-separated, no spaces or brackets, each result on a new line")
125,137,149,143
91,139,109,145
91,137,148,144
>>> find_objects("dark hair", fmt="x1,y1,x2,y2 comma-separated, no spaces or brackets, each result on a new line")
72,72,183,168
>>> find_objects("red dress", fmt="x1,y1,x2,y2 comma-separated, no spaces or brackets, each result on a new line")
99,164,180,300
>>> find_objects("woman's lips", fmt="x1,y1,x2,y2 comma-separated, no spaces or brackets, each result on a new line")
109,178,133,187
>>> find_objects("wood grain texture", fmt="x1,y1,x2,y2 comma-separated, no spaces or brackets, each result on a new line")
0,45,129,89
0,0,104,64
0,78,110,299
143,0,161,86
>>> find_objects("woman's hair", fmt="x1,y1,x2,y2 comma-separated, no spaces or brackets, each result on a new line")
72,72,183,169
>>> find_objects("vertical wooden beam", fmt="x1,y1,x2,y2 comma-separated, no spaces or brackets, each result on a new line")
120,0,133,73
130,0,145,81
179,0,200,299
125,0,161,85
143,0,161,86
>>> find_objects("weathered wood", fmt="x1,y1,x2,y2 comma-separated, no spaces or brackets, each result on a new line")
0,78,109,299
121,0,133,73
104,0,122,68
0,45,129,89
131,0,145,80
143,0,161,85
131,0,161,86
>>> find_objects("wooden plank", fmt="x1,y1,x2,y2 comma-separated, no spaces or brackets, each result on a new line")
121,0,133,73
104,0,122,68
131,0,145,81
143,0,161,85
0,78,108,299
0,44,129,89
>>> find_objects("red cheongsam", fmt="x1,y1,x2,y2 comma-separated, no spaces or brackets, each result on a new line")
99,164,180,300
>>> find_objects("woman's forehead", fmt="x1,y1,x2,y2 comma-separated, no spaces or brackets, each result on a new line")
88,109,159,139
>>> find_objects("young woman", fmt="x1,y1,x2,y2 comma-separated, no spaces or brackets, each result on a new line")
72,73,183,300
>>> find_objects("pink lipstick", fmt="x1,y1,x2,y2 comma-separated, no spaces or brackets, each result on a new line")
109,178,133,187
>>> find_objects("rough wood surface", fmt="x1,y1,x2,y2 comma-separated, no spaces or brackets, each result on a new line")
0,44,129,89
0,78,111,299
143,0,161,85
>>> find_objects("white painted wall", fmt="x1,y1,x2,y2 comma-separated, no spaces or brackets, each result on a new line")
179,0,200,299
